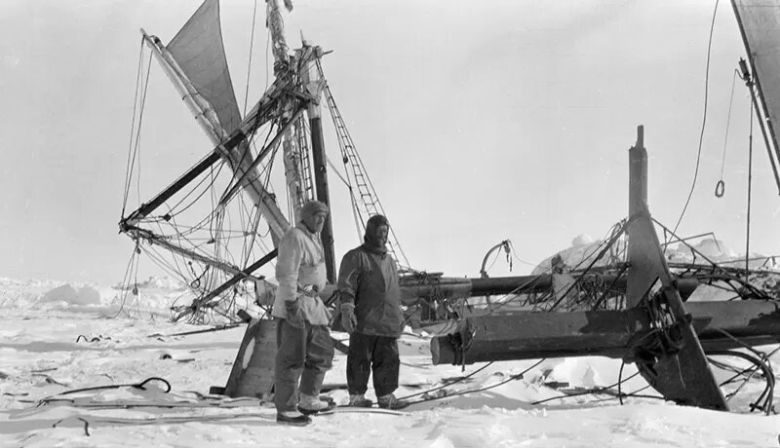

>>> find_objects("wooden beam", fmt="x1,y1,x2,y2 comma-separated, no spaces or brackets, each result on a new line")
430,300,780,365
398,273,700,306
189,249,278,310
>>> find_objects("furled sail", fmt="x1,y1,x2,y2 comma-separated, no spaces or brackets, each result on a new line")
167,0,241,133
732,0,780,187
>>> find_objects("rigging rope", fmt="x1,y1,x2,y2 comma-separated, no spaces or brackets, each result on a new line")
168,162,227,220
122,45,154,218
708,331,776,415
672,0,720,236
114,243,142,319
117,37,285,324
399,359,544,408
506,240,540,269
242,0,260,116
547,219,630,311
37,377,172,408
318,59,411,267
715,69,740,198
327,155,364,244
746,100,754,276
129,134,275,299
397,362,495,401
122,37,151,217
531,371,648,406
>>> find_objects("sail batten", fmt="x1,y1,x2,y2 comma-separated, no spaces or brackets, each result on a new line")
167,0,241,133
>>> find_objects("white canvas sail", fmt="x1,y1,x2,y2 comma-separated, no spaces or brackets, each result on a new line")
167,0,241,133
732,0,780,185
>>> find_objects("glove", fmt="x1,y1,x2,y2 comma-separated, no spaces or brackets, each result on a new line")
284,299,305,329
340,303,357,334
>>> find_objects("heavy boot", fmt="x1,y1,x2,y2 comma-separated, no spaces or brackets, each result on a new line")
276,410,311,426
347,393,372,407
377,393,408,410
298,393,333,415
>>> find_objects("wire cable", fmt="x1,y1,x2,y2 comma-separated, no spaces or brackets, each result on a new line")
672,0,720,235
122,37,149,216
403,359,545,407
242,0,259,116
397,362,494,401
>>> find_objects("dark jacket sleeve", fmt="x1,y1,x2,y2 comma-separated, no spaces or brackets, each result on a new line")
337,249,361,307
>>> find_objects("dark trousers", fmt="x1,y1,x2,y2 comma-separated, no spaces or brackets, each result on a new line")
274,319,334,413
346,332,400,397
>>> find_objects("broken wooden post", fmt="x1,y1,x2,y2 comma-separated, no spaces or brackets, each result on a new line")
624,125,728,410
429,126,780,411
218,318,278,399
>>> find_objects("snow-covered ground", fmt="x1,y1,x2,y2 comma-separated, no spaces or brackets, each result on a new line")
1,277,778,448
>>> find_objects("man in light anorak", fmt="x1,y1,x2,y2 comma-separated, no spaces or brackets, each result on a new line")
273,200,334,425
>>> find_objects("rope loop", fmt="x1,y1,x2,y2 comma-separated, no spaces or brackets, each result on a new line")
714,180,725,197
133,376,172,393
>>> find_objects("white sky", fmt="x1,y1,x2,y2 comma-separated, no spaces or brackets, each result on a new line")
1,0,778,284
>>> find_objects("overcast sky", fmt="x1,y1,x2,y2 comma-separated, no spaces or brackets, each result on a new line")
1,0,778,284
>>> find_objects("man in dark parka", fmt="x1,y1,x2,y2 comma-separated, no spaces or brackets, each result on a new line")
337,214,406,409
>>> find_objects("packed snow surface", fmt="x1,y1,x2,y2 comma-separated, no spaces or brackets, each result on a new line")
0,277,778,447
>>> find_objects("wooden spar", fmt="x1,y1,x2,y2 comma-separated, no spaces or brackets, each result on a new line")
123,226,261,281
120,151,222,228
131,29,291,241
120,86,291,227
267,0,308,220
266,0,337,281
625,127,727,410
626,125,650,307
266,0,290,74
304,56,337,283
282,116,309,215
430,301,780,363
265,0,308,233
309,109,337,282
398,273,700,306
190,249,278,309
218,107,306,207
139,29,224,142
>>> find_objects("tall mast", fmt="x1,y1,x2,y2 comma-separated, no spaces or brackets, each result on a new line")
267,0,307,219
267,0,337,281
302,48,337,282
